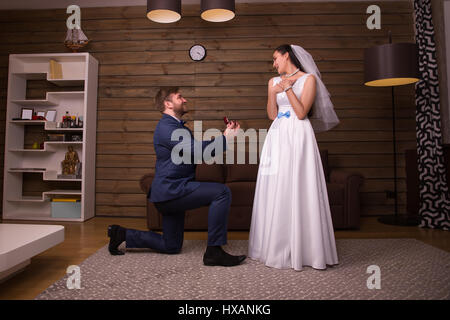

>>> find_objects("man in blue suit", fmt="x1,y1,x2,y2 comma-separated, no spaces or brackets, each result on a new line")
107,87,246,267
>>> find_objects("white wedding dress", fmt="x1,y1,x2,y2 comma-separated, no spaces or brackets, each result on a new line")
248,73,339,271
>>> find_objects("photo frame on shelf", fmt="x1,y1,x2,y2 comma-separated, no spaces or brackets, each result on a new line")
21,108,33,120
45,110,57,122
36,111,46,118
70,134,82,142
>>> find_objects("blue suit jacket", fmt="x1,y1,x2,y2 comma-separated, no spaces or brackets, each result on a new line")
149,113,227,202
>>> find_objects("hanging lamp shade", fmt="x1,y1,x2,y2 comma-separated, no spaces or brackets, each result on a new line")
201,0,235,22
364,43,420,87
147,0,181,23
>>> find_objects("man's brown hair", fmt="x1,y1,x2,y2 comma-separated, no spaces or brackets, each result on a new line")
154,87,179,112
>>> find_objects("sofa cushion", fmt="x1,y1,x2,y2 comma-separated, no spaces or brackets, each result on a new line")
329,205,344,229
327,183,344,205
227,181,256,206
226,206,252,230
185,207,209,229
139,173,153,194
195,163,225,183
184,206,252,230
226,163,259,182
319,149,329,182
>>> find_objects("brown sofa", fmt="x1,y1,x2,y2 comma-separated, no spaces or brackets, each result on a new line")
140,150,364,230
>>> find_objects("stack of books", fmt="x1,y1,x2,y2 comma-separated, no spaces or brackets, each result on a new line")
49,59,62,79
51,198,81,202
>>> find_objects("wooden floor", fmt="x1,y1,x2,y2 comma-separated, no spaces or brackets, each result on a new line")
0,216,449,300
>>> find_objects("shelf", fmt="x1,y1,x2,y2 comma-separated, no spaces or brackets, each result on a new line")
11,98,58,106
45,189,82,195
12,72,47,80
2,213,83,222
9,149,52,153
48,79,84,86
9,168,46,173
45,128,84,132
8,169,83,181
47,91,84,97
43,170,82,182
8,121,84,132
9,142,82,152
45,142,83,145
44,121,83,131
48,179,82,182
12,72,84,86
7,190,81,203
10,120,46,126
10,91,84,107
7,196,48,203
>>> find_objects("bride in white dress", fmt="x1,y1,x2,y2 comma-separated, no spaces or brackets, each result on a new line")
248,44,340,271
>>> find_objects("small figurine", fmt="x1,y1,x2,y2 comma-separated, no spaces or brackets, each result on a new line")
61,146,79,175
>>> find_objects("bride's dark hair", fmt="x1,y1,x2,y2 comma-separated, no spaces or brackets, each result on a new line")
275,44,305,72
275,44,313,117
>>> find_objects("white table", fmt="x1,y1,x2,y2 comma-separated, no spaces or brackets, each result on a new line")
0,224,64,282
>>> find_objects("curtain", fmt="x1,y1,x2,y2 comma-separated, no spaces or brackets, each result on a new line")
413,0,450,230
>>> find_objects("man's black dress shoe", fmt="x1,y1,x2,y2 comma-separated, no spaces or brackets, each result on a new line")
203,246,246,267
107,225,126,255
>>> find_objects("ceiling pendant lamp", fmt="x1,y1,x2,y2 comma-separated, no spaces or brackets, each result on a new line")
147,0,181,23
201,0,235,22
364,42,420,87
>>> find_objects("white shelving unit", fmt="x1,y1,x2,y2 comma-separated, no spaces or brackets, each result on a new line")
2,53,98,222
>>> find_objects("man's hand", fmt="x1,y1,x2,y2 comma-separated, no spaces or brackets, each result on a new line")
223,120,240,139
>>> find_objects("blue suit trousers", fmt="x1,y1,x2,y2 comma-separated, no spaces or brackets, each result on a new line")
125,182,231,253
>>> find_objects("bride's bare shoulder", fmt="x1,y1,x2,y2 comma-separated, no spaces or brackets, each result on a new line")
269,76,280,85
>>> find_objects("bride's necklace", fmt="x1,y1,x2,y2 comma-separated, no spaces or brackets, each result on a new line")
284,68,300,78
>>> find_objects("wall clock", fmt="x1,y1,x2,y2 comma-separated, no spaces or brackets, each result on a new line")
189,44,207,61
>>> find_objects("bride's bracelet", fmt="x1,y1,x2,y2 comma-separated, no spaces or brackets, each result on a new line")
283,85,293,92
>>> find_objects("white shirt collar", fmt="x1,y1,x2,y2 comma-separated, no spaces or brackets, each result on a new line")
168,114,181,123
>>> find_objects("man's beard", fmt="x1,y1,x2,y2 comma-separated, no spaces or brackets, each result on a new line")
174,103,188,117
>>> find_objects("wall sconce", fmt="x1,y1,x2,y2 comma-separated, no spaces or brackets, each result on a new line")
201,0,235,22
147,0,181,23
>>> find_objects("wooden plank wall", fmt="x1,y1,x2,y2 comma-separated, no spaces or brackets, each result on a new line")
0,1,417,218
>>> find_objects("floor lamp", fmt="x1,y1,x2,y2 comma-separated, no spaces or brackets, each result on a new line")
364,32,421,226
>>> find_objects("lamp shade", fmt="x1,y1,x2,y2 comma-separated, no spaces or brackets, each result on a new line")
147,0,181,23
201,0,235,22
364,43,420,87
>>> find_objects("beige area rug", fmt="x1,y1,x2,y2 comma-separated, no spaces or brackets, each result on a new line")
35,239,450,300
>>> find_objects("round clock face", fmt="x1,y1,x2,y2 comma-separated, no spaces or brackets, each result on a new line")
189,44,207,61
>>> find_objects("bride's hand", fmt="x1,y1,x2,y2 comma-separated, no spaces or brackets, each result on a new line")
279,78,295,90
270,83,284,94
